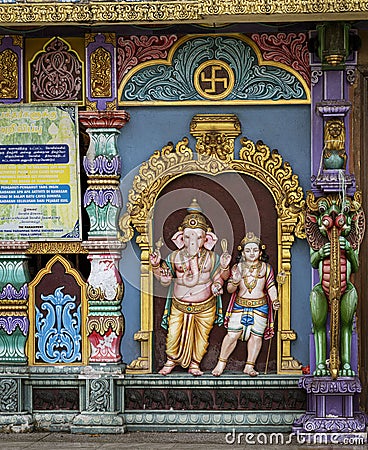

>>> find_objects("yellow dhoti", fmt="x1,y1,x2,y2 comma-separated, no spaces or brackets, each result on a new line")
166,296,217,368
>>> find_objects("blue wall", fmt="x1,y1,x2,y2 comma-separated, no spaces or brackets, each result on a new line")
118,104,311,367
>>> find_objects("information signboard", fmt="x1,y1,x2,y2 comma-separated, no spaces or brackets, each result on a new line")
0,104,81,240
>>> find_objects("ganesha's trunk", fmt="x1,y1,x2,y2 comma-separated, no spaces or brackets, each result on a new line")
183,256,200,287
329,225,341,379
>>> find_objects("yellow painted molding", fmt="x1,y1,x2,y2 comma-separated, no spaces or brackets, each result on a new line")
0,1,367,26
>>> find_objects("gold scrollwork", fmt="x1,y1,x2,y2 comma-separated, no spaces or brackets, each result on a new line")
196,133,233,162
86,284,105,301
119,113,305,374
127,357,149,371
0,49,18,99
26,242,88,254
86,283,124,301
119,138,195,243
236,138,305,238
281,358,303,371
90,47,112,98
86,99,98,111
1,2,367,26
280,330,298,341
87,315,124,335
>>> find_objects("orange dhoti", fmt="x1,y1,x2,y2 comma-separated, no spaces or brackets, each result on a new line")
166,296,217,368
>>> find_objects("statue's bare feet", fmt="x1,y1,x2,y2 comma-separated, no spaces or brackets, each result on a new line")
159,360,176,375
212,360,227,376
244,364,259,376
188,363,203,376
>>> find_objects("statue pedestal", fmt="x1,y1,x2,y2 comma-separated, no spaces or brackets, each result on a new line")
293,376,367,443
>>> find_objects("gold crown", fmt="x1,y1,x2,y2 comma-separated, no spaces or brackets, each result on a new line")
178,198,211,232
238,232,262,251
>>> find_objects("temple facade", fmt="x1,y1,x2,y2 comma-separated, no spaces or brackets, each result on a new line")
0,0,368,437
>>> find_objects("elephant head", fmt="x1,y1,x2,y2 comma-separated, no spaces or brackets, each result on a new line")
171,198,217,287
171,228,218,255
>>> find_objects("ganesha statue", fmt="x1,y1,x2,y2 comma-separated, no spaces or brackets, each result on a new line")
150,199,231,376
305,192,365,378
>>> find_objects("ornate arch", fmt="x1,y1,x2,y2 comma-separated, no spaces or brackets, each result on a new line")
119,113,305,374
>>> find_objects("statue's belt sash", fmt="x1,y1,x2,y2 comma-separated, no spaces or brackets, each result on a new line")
235,296,267,308
172,295,216,314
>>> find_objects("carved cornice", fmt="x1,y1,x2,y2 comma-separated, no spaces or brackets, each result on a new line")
0,1,367,26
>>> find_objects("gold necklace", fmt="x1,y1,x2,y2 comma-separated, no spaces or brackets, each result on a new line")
180,248,207,273
242,261,262,293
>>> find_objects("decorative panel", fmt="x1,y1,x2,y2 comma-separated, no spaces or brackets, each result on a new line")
86,33,116,111
125,387,306,411
28,255,87,365
0,35,23,103
33,388,79,411
29,37,84,104
118,34,310,106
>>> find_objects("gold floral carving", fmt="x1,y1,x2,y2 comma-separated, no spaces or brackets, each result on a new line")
85,33,97,46
90,47,112,98
106,100,117,111
87,283,124,301
0,49,18,99
119,113,305,374
87,316,124,335
0,2,367,25
196,133,234,162
26,242,88,254
11,35,23,48
86,284,105,302
236,138,305,239
86,99,98,111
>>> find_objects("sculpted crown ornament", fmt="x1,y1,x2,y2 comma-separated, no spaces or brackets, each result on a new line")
239,232,261,248
178,199,211,232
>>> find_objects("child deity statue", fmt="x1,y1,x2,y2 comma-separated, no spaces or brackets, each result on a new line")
212,232,279,376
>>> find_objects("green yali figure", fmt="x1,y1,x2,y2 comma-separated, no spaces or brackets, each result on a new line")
305,192,365,378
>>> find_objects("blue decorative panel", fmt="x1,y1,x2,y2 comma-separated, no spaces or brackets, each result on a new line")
35,286,81,364
119,35,309,105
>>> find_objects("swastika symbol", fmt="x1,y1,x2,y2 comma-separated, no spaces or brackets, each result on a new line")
200,65,229,94
194,60,234,100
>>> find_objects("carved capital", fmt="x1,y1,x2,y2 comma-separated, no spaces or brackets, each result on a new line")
79,110,129,129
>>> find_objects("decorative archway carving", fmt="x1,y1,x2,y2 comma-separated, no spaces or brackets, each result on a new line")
119,113,305,374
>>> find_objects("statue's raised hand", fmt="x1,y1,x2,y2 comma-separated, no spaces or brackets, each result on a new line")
150,249,161,268
231,264,242,284
220,251,231,270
